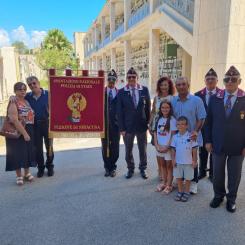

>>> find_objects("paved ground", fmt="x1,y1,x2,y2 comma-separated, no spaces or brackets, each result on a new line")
0,139,245,245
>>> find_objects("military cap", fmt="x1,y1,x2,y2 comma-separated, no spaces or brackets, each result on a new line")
205,68,218,78
225,66,240,77
127,67,138,77
107,69,117,81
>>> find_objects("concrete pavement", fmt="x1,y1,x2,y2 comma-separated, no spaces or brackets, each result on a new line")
0,139,244,245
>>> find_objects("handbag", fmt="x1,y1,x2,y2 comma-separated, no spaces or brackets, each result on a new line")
0,102,23,139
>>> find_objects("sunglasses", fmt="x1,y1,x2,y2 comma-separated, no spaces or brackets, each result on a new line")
127,75,137,80
223,77,239,83
28,82,36,86
108,77,116,82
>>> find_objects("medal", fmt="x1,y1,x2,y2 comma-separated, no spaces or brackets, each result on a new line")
240,111,245,119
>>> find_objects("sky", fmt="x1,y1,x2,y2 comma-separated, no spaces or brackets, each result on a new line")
0,0,105,48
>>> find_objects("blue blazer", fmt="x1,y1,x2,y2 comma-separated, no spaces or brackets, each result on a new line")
205,89,245,155
117,84,151,133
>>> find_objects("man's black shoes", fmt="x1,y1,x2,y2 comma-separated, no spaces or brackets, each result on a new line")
140,170,148,179
210,198,224,208
110,170,116,178
125,170,134,179
104,169,110,177
226,201,236,213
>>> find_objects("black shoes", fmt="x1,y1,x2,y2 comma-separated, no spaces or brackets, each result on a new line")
125,170,134,179
104,169,110,177
226,201,236,213
140,170,148,179
210,198,224,208
47,168,54,177
37,169,44,178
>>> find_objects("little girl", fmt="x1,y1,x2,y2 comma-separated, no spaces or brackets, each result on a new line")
154,100,177,194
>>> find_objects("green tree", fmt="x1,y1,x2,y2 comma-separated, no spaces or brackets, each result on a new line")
36,29,77,73
12,41,29,54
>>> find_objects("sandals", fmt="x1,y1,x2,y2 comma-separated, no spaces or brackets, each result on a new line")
155,183,166,192
181,192,190,202
175,192,183,201
163,185,173,194
16,177,24,186
24,173,34,182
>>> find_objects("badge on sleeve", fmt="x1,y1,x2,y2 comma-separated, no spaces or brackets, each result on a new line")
240,111,245,120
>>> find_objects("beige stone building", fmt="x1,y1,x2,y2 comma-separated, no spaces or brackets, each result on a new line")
83,0,245,94
74,32,86,68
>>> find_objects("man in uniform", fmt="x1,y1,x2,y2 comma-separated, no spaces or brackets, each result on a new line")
117,67,151,179
101,70,120,177
26,76,54,177
206,66,245,213
195,68,221,182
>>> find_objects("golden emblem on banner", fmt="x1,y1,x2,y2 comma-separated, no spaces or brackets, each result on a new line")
67,93,87,123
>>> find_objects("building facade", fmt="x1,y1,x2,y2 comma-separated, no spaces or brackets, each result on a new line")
83,0,245,94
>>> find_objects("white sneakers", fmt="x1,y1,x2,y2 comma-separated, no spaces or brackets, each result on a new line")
190,182,198,194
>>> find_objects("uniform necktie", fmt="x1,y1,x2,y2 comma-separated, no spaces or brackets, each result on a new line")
225,94,233,118
132,88,137,108
109,89,113,104
207,91,213,105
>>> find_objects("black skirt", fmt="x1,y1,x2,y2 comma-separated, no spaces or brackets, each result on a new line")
5,124,37,171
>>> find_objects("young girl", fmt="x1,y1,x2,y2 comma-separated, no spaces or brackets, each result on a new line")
154,100,177,194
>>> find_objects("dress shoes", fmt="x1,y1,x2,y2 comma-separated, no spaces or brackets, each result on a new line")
47,168,54,177
226,201,236,213
210,197,224,208
37,169,44,178
125,170,134,179
104,169,110,177
140,170,148,179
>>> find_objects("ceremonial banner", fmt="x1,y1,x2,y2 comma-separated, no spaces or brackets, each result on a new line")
49,70,105,138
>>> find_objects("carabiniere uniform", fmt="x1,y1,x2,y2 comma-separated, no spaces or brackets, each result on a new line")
101,70,120,176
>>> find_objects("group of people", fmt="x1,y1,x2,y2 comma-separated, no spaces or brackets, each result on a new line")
102,66,245,212
5,76,54,185
3,65,244,213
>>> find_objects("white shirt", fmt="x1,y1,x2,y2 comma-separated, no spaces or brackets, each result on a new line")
129,86,139,105
107,87,117,99
205,88,216,105
171,131,198,165
156,116,177,146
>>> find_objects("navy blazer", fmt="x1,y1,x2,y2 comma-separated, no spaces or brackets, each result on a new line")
205,89,245,155
104,88,119,133
195,87,222,144
117,84,151,133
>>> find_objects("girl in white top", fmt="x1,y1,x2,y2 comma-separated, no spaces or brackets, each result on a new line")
154,100,177,194
149,77,175,180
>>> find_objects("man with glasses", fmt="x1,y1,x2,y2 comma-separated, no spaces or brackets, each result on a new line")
206,66,245,213
171,77,206,194
195,68,221,182
117,67,151,179
25,76,54,178
101,70,120,177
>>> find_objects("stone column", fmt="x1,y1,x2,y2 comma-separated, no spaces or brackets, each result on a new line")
102,53,107,71
191,0,245,91
182,49,192,82
149,29,160,95
124,0,131,32
124,40,132,81
149,0,157,13
101,16,106,42
110,2,116,39
110,48,116,70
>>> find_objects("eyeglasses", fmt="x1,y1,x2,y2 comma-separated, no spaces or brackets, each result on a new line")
223,77,239,83
28,82,36,86
127,75,137,80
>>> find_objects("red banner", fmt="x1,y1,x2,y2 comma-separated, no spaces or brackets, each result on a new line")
49,73,105,138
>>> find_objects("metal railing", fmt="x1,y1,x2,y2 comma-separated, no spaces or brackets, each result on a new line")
157,0,195,22
112,23,124,40
128,3,150,29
